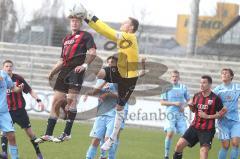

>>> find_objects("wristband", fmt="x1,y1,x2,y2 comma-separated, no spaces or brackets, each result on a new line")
36,98,42,103
82,63,88,70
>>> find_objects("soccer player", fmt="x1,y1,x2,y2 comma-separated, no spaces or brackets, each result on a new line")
213,68,240,159
76,3,140,150
85,56,121,159
1,60,44,159
173,75,227,159
160,70,190,159
35,6,96,143
0,68,23,159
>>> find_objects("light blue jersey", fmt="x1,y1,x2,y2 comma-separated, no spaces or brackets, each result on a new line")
160,83,190,113
160,83,190,134
96,80,118,117
0,70,14,113
213,83,240,121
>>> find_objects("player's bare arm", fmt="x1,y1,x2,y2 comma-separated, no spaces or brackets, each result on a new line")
160,100,182,107
83,80,106,102
48,59,63,80
75,48,96,73
30,90,45,110
199,106,227,119
11,83,24,93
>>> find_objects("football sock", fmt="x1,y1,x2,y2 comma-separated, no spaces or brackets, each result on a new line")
108,139,119,159
165,137,172,157
9,145,19,159
86,145,97,159
1,135,8,154
230,146,238,159
45,117,57,136
218,147,228,159
31,136,41,154
173,151,182,159
64,108,77,135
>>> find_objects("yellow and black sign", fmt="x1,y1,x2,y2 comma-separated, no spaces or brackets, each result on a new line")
176,3,239,47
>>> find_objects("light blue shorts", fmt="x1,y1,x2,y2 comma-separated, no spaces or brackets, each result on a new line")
90,116,115,139
217,118,240,140
0,112,15,133
164,112,187,135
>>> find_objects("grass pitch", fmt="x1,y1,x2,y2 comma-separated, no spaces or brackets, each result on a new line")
13,119,222,159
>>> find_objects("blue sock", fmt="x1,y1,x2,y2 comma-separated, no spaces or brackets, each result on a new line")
230,146,239,159
9,145,19,159
108,139,120,159
165,137,172,157
218,148,228,159
86,145,97,159
100,139,107,158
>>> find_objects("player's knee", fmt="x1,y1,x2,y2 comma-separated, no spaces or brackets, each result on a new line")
175,140,184,152
200,146,209,154
6,132,16,144
222,141,230,149
91,138,100,147
166,132,174,139
231,140,239,147
67,96,79,108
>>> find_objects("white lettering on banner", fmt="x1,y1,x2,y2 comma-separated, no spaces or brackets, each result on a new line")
24,90,195,128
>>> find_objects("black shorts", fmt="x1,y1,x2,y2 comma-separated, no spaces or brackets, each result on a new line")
9,109,31,129
104,66,138,106
54,67,85,93
182,126,215,148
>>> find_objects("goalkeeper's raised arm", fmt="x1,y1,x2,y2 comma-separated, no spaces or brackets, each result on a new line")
76,4,139,42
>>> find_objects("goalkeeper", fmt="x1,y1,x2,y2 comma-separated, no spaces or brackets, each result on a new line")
77,4,140,151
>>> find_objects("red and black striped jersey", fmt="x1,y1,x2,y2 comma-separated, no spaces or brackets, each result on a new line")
61,30,96,67
191,91,223,131
7,74,32,111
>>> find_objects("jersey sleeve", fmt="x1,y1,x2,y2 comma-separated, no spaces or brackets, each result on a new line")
183,85,190,101
215,96,224,112
60,37,65,58
84,33,97,50
213,86,220,95
236,83,240,97
19,77,32,94
4,73,13,89
160,91,167,100
191,94,198,112
87,17,120,42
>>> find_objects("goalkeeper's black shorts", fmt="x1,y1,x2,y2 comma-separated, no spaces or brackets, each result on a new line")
103,66,138,106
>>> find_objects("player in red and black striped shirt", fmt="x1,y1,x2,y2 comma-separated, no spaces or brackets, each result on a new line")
173,75,227,159
35,6,97,143
2,60,44,159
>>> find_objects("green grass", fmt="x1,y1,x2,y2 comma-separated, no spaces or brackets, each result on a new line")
13,119,222,159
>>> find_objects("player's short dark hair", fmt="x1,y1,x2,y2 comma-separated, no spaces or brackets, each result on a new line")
3,60,13,66
129,17,139,33
107,56,118,62
201,75,212,84
221,68,234,80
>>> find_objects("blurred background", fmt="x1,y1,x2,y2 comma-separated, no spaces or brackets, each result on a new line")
0,0,240,125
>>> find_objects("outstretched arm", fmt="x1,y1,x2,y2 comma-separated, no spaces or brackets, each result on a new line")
86,16,119,42
30,90,45,110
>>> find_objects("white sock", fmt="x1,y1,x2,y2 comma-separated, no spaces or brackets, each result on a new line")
110,110,124,141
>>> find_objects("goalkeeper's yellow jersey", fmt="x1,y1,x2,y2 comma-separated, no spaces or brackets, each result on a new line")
88,19,139,78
